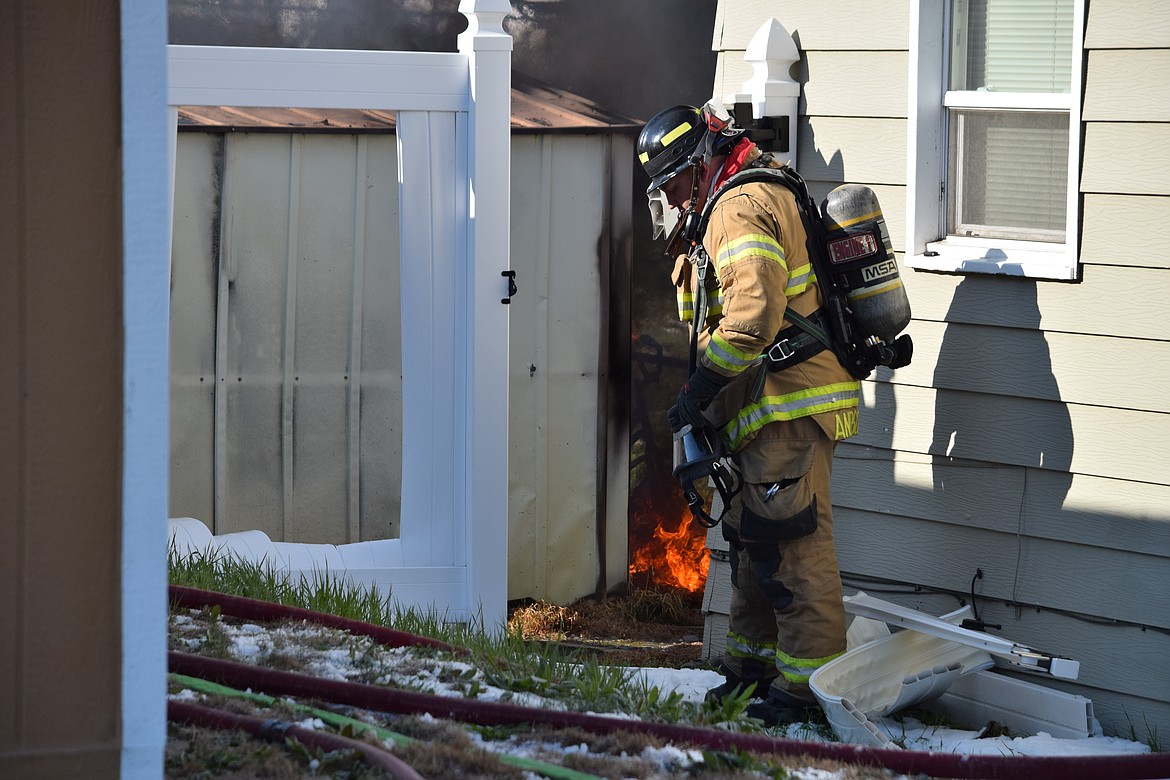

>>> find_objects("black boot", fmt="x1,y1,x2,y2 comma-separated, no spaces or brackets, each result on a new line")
745,688,821,727
704,670,768,704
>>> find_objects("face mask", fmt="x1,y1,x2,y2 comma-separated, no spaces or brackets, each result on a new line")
646,189,680,240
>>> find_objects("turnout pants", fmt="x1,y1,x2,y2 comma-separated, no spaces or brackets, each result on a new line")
719,415,846,704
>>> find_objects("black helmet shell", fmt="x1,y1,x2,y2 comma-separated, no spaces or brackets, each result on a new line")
638,105,706,193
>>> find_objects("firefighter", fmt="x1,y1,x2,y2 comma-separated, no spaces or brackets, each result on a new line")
637,103,861,726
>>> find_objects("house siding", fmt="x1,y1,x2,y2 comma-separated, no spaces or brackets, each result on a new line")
705,0,1170,742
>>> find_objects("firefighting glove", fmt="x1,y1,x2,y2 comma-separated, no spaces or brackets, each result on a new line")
669,365,730,433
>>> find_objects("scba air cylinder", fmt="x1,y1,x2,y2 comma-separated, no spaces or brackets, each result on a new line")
820,185,912,342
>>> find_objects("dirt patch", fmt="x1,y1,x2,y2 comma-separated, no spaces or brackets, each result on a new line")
508,587,707,669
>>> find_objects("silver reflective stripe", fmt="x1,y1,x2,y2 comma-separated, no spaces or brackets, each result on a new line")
706,337,760,372
726,632,777,664
715,233,785,274
784,264,812,295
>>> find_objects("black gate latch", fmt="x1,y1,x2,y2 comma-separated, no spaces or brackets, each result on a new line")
501,270,518,304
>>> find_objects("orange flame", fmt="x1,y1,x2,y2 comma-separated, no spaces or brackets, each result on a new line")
628,494,710,593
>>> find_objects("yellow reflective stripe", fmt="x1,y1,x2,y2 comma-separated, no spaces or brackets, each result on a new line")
701,288,725,317
726,632,777,664
678,289,724,321
723,382,861,448
848,276,904,302
705,331,760,374
638,151,650,163
826,209,881,230
783,262,814,297
661,120,694,146
715,233,785,274
776,649,844,685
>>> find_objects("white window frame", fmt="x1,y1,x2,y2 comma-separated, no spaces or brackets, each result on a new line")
905,0,1085,280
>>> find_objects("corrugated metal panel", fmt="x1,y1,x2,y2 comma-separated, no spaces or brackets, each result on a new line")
509,133,609,603
508,73,642,132
169,132,402,544
169,121,634,603
177,73,642,135
178,105,398,133
169,133,220,524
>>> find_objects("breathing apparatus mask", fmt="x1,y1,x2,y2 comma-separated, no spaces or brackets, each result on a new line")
671,416,742,529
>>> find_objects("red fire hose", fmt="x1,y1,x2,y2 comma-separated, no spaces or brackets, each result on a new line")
169,585,1170,779
169,650,1170,780
169,584,464,654
168,698,424,780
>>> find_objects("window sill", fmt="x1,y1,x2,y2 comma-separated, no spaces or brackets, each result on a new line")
908,238,1078,281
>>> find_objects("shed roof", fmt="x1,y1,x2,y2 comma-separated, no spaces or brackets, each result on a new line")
178,72,642,135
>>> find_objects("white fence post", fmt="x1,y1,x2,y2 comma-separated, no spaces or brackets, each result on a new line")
724,18,801,168
458,0,513,631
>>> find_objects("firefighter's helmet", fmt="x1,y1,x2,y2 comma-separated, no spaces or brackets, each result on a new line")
637,105,707,194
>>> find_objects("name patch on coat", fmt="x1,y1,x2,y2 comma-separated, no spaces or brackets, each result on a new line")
834,409,859,440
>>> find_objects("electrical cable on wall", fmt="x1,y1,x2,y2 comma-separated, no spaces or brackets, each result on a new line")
840,572,1170,637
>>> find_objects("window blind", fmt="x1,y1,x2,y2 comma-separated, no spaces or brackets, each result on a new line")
949,110,1068,238
961,0,1073,93
948,0,1073,240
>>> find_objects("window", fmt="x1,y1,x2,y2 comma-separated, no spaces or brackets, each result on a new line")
906,0,1084,279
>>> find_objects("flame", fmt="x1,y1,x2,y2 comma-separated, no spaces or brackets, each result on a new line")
628,495,710,593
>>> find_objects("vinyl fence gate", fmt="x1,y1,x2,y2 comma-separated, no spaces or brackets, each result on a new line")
166,1,513,628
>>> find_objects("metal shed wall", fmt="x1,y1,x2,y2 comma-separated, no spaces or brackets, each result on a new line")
169,124,634,604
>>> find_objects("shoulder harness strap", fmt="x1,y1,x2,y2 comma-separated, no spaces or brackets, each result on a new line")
695,160,845,376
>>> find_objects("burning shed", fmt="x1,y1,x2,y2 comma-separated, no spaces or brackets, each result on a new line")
167,73,704,608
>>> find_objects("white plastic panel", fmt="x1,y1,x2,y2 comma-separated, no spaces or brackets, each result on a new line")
168,46,470,112
925,670,1097,740
396,110,463,567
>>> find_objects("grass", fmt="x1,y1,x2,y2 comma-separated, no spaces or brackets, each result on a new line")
167,547,752,725
1125,713,1162,753
169,547,405,629
170,545,709,702
163,547,917,779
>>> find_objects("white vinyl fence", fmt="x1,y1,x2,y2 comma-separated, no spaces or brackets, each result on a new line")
167,1,513,628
